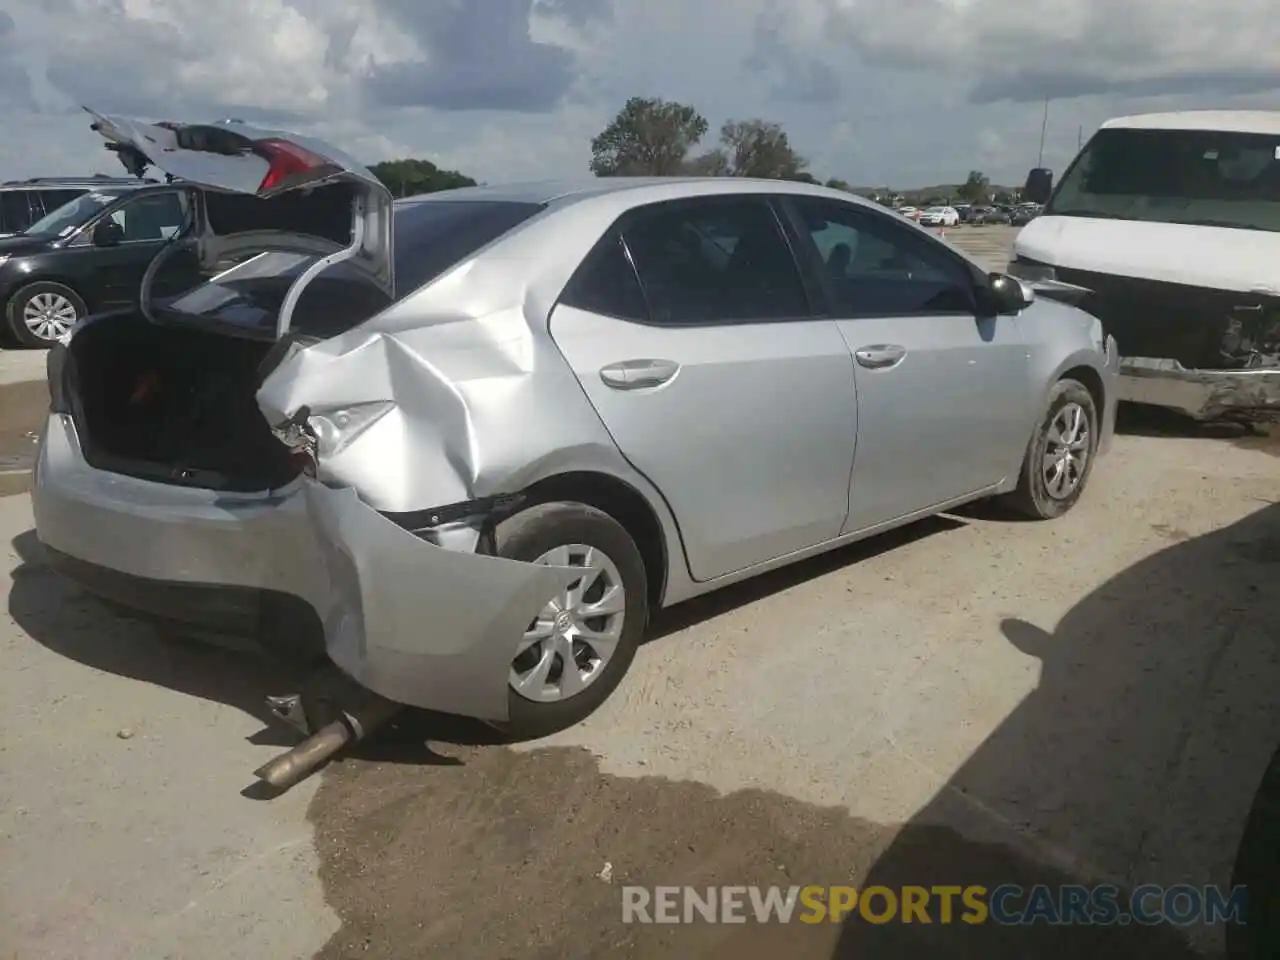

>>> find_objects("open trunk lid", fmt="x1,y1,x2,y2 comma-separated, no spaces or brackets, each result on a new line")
85,107,393,337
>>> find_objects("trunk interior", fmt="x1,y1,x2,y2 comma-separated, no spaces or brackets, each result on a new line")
66,313,303,492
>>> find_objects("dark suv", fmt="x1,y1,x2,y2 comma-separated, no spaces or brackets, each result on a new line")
0,176,153,238
0,182,195,347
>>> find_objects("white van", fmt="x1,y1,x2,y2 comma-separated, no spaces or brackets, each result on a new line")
1010,111,1280,421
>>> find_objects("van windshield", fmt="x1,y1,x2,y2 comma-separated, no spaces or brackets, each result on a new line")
156,199,545,340
1046,127,1280,232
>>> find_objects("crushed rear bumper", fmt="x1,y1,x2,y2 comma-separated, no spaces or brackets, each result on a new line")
31,413,580,721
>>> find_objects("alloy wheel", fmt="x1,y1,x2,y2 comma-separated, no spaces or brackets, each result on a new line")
510,543,627,703
1042,401,1090,499
22,292,78,342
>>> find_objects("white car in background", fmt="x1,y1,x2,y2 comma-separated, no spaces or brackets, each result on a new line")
897,205,921,221
919,205,960,227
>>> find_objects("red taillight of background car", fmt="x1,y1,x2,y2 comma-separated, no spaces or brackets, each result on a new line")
254,139,330,193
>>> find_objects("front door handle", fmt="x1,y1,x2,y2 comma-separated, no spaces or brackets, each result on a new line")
600,358,681,390
854,344,907,369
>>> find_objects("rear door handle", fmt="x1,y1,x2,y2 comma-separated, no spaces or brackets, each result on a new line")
854,344,907,369
600,358,681,390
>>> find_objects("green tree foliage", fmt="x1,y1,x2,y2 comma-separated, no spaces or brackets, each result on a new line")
370,158,476,198
589,100,812,181
589,97,709,176
715,119,809,179
955,169,991,203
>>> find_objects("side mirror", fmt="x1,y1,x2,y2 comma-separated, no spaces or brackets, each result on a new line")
988,273,1034,314
93,219,125,247
1023,167,1053,205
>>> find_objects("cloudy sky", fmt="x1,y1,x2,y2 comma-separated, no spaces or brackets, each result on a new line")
0,0,1277,189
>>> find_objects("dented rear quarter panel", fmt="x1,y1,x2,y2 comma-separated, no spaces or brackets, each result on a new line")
255,190,700,601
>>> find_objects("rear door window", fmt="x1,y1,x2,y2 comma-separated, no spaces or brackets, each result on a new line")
560,231,648,321
620,197,810,325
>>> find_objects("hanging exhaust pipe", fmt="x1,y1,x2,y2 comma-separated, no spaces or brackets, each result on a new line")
254,690,401,791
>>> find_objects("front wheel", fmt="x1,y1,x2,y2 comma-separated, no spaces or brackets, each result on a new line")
493,501,649,740
1003,378,1099,520
5,281,86,348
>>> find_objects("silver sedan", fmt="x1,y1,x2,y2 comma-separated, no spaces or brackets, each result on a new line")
34,110,1119,763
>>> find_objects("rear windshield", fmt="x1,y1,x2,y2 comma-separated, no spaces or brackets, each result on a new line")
158,199,544,339
1046,127,1280,232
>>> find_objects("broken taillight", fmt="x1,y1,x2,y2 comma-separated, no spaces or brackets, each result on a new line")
254,139,329,193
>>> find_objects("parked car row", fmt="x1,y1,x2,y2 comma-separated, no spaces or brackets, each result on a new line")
0,179,187,346
29,110,1119,786
891,202,1042,227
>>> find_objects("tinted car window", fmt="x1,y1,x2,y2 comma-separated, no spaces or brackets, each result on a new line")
560,231,648,321
159,200,545,340
791,197,976,317
393,199,545,295
1047,127,1280,232
621,197,809,324
107,192,188,241
37,189,87,216
0,192,33,233
24,190,127,237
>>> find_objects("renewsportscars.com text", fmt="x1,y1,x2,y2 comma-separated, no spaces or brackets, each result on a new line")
622,884,1248,926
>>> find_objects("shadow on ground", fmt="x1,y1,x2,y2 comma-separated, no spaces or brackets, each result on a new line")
6,529,301,749
1117,402,1280,459
303,504,1280,958
4,511,967,771
11,497,1280,958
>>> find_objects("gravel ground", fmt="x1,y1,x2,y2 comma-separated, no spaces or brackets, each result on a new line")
4,224,1280,958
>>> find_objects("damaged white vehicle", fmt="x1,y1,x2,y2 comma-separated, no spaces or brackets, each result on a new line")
33,110,1120,788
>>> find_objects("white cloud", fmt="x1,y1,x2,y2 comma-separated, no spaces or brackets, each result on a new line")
0,0,1277,188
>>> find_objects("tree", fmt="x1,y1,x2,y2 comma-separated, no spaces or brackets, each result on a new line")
825,178,853,191
684,149,731,177
370,159,476,198
956,169,991,204
717,119,809,180
590,97,709,176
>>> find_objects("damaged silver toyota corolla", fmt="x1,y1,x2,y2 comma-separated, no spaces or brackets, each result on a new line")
34,109,1120,787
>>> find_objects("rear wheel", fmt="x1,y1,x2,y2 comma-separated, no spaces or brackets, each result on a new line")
6,281,86,348
494,501,648,739
1003,378,1099,520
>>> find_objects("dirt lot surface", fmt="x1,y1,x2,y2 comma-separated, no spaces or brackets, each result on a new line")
4,226,1280,958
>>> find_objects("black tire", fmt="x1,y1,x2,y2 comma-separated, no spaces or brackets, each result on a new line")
494,501,649,740
5,281,86,348
1003,378,1099,520
1227,743,1280,958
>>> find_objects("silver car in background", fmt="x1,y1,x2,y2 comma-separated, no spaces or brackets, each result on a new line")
34,110,1119,759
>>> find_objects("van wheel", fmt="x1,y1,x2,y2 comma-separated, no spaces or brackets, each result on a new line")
1004,378,1099,520
6,282,86,348
493,501,648,740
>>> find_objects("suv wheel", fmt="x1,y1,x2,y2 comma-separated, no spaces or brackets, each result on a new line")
6,281,86,348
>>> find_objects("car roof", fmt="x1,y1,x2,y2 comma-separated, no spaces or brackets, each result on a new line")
395,176,886,213
0,177,153,188
1101,110,1280,135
